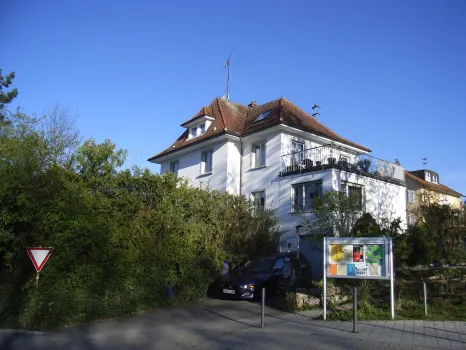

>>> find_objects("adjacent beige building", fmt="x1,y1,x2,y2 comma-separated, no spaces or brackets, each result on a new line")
405,169,463,226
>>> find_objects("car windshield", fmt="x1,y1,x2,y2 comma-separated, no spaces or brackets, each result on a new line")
240,258,276,273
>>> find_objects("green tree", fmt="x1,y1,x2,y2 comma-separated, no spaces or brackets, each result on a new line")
297,191,363,237
0,69,18,120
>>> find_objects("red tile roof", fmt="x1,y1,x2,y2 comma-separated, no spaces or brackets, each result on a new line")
180,106,214,127
148,97,371,161
405,171,463,197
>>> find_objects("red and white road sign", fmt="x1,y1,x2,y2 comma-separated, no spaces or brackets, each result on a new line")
26,247,53,272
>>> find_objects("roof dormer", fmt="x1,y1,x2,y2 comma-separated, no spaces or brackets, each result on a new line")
181,107,215,140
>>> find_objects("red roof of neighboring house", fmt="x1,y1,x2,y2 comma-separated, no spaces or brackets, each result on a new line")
148,97,371,161
405,171,463,198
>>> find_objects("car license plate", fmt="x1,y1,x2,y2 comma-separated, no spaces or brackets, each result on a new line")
223,289,235,294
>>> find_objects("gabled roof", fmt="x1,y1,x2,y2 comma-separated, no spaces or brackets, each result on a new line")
149,98,247,161
242,98,371,151
180,106,214,127
405,171,463,198
148,96,371,161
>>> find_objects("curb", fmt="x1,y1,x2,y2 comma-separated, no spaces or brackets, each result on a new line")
0,329,43,335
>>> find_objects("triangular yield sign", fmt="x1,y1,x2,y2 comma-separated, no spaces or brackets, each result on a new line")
26,247,53,272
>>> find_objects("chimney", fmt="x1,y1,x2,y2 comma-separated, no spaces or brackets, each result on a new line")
248,101,258,108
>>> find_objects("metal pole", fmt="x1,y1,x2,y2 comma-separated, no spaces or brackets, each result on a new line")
323,237,327,320
261,287,265,328
389,238,395,320
423,281,428,316
353,286,358,333
35,272,39,289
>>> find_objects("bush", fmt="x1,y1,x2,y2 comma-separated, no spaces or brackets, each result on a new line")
277,292,298,313
0,112,279,330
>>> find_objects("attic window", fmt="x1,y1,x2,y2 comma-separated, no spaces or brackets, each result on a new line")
253,110,271,123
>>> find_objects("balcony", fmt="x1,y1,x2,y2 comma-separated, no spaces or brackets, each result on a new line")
280,144,405,185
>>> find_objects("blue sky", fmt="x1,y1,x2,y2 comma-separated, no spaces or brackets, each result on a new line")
1,0,465,196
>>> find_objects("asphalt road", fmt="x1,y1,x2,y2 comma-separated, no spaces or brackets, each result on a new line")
0,298,464,349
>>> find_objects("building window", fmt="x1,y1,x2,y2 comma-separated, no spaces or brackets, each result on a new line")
292,181,322,212
252,143,266,168
432,174,438,184
408,215,416,226
292,141,305,164
425,173,431,182
201,150,213,174
251,190,266,212
253,110,271,123
407,190,415,204
341,181,364,210
440,194,448,204
189,127,197,138
169,161,179,176
199,123,206,134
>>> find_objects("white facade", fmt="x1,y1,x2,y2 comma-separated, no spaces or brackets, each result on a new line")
157,125,408,251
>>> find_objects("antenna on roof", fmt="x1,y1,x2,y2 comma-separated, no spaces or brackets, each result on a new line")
422,157,427,169
312,104,320,118
223,45,235,101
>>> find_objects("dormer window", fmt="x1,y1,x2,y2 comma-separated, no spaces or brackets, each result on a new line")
432,174,438,184
425,173,431,182
182,114,215,140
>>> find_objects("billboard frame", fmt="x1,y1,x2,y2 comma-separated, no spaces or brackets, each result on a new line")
323,236,394,320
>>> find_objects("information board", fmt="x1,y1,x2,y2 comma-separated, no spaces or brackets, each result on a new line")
325,237,391,280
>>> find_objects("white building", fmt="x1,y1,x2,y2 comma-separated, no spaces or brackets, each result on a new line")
149,97,407,255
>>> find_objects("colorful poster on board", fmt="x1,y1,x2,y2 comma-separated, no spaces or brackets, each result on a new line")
343,245,353,262
326,238,390,280
353,245,363,262
330,245,344,262
346,264,356,276
337,264,346,275
366,245,383,264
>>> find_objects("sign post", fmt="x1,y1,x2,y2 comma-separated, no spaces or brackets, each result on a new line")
26,247,53,288
323,237,394,320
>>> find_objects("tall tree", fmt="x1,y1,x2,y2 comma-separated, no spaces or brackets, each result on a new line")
0,69,18,120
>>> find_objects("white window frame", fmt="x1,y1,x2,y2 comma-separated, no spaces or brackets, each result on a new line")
291,140,305,164
425,173,431,182
169,160,179,176
407,190,415,204
291,181,322,212
201,150,213,174
251,142,266,168
432,174,438,184
251,190,266,212
199,123,205,134
341,181,365,210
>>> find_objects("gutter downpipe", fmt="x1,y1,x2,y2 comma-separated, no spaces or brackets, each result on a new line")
239,135,243,196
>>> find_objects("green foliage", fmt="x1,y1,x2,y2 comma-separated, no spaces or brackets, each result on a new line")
297,191,363,237
277,291,298,313
0,69,18,119
0,107,279,330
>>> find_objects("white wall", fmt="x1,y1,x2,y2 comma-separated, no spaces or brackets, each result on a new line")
226,141,241,194
160,140,230,192
241,129,282,203
336,169,407,228
161,128,407,254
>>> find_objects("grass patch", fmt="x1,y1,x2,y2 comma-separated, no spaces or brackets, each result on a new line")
328,297,466,321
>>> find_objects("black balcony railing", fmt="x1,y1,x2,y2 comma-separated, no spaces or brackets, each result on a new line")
281,144,405,183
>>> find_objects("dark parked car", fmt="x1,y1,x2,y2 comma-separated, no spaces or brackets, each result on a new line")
212,254,298,300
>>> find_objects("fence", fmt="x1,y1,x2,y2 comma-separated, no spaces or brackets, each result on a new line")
281,144,405,183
